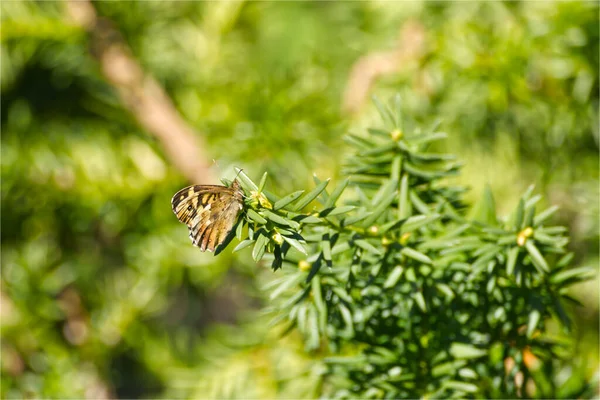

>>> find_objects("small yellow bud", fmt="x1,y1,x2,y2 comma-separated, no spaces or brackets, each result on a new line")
381,237,393,246
400,232,411,245
517,227,533,246
298,260,311,271
250,191,272,209
391,129,403,141
368,225,379,235
272,232,283,245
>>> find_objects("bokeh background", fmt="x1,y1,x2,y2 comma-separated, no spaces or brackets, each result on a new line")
1,1,598,398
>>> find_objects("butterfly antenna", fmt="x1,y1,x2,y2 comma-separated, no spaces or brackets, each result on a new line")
233,168,244,184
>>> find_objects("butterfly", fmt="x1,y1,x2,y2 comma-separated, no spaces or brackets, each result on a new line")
171,180,244,252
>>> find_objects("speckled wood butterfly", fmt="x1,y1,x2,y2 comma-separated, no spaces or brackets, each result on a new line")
171,180,244,252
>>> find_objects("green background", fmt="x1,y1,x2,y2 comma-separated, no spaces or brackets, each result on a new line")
2,1,598,398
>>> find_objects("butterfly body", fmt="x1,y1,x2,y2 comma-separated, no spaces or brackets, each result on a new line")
171,180,244,252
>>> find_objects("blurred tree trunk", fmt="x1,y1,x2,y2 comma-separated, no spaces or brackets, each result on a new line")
65,0,215,184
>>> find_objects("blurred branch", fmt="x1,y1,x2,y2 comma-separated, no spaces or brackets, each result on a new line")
65,0,215,184
342,20,426,116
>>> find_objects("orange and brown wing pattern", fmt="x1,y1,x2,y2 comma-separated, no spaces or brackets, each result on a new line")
171,181,244,252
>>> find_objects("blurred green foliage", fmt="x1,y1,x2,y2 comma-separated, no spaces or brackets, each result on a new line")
1,1,598,398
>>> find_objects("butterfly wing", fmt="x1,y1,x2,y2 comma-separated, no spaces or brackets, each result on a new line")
171,184,244,252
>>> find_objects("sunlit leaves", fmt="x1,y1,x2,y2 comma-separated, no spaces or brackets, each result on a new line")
292,178,330,211
273,190,305,210
236,95,588,400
